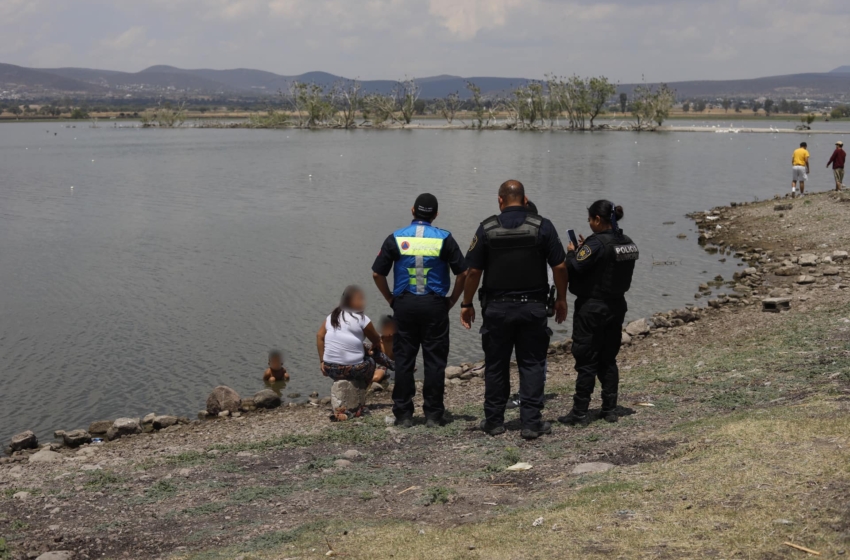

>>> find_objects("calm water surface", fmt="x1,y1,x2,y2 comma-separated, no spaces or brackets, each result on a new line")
0,122,843,442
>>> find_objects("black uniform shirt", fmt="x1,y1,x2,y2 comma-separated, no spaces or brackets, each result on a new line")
371,221,468,277
566,232,606,276
466,206,566,297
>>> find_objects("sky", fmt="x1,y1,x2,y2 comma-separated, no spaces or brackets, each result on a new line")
1,0,847,82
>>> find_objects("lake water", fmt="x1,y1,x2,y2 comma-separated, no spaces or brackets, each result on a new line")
1,121,845,443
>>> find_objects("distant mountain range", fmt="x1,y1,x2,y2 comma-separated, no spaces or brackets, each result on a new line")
2,62,849,100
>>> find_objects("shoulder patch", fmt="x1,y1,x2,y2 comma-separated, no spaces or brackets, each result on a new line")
468,235,478,252
577,245,592,261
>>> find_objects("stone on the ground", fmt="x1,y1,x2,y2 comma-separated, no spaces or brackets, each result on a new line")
142,413,156,425
796,275,816,285
798,254,818,267
762,297,791,313
625,318,650,336
833,250,848,262
571,462,615,475
774,266,799,276
206,386,242,415
153,415,179,430
36,552,74,560
823,266,841,276
79,464,101,471
621,332,632,345
12,490,31,501
29,448,63,463
445,366,464,379
742,267,758,277
342,449,362,460
253,389,282,409
9,430,38,452
62,429,92,448
369,382,384,393
106,417,142,441
87,420,112,436
218,410,231,418
240,397,256,412
774,203,793,211
671,308,699,323
334,459,352,468
319,397,332,406
331,379,368,411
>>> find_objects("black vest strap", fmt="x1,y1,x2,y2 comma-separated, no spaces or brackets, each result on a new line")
482,214,548,292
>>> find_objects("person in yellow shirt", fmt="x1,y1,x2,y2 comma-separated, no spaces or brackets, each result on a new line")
791,142,810,197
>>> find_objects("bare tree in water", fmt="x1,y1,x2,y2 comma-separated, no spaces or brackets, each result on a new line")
438,91,461,124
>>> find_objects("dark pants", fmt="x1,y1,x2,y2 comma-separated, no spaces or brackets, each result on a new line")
481,301,550,430
571,297,627,414
392,292,450,420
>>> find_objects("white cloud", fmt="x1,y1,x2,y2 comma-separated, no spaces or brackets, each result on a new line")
428,0,526,40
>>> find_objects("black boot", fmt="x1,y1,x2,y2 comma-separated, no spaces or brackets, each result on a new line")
600,392,619,423
558,395,590,426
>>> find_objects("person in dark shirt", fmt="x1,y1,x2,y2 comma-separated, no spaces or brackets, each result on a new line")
371,193,468,428
559,200,638,427
461,180,568,440
827,141,846,191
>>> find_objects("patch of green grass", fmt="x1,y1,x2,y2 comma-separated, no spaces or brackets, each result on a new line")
84,470,125,490
132,479,179,504
2,487,39,499
0,537,10,560
9,519,28,531
182,502,230,516
165,450,209,467
418,486,455,506
484,446,524,473
503,447,521,465
359,491,376,501
303,456,337,471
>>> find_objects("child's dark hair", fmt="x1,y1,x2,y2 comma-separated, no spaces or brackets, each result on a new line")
268,349,283,362
330,285,365,330
379,315,395,330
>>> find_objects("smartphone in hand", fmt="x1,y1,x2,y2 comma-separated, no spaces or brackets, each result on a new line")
567,229,579,248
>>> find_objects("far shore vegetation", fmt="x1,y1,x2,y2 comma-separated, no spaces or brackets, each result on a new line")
2,76,848,131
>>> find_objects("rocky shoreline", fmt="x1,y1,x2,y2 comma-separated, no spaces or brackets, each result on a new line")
2,191,850,560
7,192,849,461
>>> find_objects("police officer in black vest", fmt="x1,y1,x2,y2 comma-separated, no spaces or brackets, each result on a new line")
559,200,638,426
461,180,568,440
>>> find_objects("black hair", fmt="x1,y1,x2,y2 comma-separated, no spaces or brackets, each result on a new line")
268,349,283,362
587,200,624,226
330,285,365,330
800,142,808,148
498,180,525,203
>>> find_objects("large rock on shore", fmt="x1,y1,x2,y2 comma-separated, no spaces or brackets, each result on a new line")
29,448,63,463
62,429,92,448
106,418,142,441
799,254,818,267
253,389,282,409
9,430,38,452
206,386,242,416
88,420,113,436
331,380,368,411
153,415,179,430
445,366,464,380
625,319,650,336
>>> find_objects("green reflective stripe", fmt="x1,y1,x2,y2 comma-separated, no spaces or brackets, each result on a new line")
407,268,431,285
396,237,443,257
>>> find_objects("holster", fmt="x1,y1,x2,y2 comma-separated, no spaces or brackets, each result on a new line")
545,285,556,318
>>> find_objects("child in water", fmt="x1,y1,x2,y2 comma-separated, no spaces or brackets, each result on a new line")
263,349,290,383
372,316,396,383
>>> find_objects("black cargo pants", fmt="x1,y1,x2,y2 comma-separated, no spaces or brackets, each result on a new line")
571,296,627,414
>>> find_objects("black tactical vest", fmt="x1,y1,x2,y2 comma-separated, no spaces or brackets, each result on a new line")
481,214,548,292
570,230,639,299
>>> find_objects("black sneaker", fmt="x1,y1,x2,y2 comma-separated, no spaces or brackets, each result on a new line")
521,422,552,440
558,410,589,427
600,410,618,423
395,416,413,428
425,417,444,429
479,420,506,436
506,394,521,410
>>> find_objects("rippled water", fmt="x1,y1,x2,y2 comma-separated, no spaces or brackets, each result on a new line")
0,121,843,442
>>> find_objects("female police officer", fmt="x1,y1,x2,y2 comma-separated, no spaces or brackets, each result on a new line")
559,200,638,426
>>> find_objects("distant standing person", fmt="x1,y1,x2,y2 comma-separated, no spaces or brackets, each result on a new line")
827,141,845,191
792,141,810,198
372,194,469,428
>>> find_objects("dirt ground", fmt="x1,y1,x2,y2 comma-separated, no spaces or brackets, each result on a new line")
2,192,850,560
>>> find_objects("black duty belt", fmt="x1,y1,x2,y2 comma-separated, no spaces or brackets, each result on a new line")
488,295,547,304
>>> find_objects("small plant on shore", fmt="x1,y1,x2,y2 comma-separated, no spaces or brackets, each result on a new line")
419,486,455,506
135,479,178,503
84,470,125,490
503,447,521,465
0,537,10,560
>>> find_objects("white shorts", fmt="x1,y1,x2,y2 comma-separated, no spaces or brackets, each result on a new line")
792,166,808,183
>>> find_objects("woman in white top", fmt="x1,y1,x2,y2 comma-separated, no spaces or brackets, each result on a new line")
316,286,391,418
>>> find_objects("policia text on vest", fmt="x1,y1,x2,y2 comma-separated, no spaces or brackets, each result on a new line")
460,181,568,440
372,194,468,427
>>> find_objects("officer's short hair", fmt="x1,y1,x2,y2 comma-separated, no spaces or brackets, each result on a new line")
498,180,525,203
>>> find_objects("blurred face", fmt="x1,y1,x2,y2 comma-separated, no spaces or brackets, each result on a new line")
349,290,366,312
269,355,282,370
